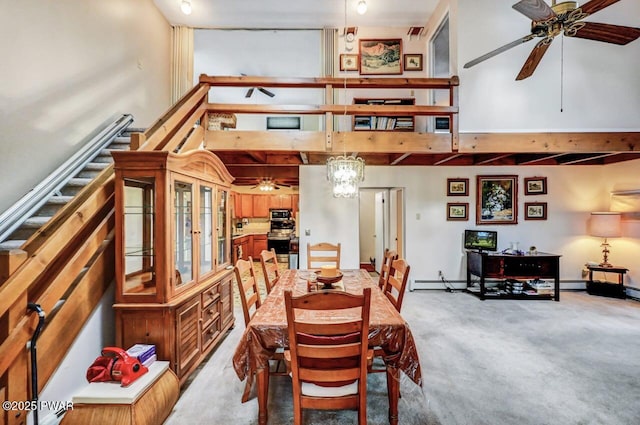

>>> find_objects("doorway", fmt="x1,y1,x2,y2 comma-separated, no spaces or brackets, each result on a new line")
358,188,404,273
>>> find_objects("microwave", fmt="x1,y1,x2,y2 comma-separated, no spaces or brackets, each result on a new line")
270,209,292,221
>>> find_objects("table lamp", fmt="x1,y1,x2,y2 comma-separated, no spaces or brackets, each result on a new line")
589,212,621,267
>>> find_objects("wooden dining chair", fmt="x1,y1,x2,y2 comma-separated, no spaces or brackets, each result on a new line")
378,249,398,290
371,258,411,374
233,257,262,328
284,288,372,425
306,242,341,269
234,257,285,401
383,258,411,313
259,248,280,294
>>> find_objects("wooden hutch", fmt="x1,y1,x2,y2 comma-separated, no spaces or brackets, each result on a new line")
112,149,235,385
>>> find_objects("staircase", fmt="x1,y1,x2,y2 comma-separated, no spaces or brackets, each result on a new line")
0,116,137,251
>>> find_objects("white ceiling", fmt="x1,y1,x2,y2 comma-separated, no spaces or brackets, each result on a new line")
153,0,441,29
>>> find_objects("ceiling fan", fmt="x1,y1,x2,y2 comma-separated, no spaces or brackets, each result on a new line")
251,178,290,191
241,73,276,98
463,0,640,80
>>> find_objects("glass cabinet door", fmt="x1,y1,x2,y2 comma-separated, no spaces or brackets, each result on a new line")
174,181,193,285
217,188,229,268
123,177,156,295
200,185,214,275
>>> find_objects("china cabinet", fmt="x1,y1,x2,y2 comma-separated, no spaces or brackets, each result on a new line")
112,149,235,384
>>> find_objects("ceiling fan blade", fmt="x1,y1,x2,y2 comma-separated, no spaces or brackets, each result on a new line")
245,87,255,98
516,37,553,80
258,87,276,98
567,22,640,45
464,34,537,68
579,0,621,16
512,0,556,22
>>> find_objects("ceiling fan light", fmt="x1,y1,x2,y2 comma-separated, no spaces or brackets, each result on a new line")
357,0,368,15
180,1,192,15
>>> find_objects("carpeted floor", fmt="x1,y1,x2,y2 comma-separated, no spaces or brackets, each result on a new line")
166,283,640,425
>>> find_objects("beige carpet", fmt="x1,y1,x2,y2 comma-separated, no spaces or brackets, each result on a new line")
167,285,640,425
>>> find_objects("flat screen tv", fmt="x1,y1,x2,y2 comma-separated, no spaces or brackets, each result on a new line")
464,229,498,252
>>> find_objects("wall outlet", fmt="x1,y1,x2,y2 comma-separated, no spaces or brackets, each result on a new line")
305,229,311,236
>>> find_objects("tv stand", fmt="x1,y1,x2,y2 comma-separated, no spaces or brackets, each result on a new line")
466,251,561,301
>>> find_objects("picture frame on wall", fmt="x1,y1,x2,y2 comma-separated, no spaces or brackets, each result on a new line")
525,202,547,220
447,178,469,196
359,39,402,75
447,203,469,221
339,54,359,71
524,176,547,195
403,54,423,71
476,175,518,225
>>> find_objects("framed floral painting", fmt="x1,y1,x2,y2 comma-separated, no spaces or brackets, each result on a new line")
476,175,518,225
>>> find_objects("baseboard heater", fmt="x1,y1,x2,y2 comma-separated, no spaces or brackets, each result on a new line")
410,279,589,291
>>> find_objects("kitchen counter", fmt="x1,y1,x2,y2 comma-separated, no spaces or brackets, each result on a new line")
232,232,268,240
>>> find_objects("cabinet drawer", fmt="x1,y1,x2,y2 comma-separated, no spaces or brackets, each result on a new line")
201,301,220,330
201,284,220,308
202,316,221,351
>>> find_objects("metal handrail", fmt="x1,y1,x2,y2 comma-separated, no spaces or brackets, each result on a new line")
0,114,134,244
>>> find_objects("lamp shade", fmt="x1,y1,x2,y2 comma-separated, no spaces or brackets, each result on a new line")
589,212,622,238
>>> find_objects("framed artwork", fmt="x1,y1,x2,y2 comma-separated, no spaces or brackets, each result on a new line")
524,177,547,195
359,39,402,75
403,54,423,71
339,54,359,71
525,202,547,220
447,203,469,221
447,178,469,196
476,175,518,225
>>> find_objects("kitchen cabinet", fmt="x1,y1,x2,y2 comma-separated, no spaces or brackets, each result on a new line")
112,149,235,385
240,194,254,218
252,234,268,258
253,195,270,217
269,194,292,210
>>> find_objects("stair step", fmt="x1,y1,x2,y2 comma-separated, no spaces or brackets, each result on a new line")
67,178,93,187
0,240,26,250
34,195,74,216
84,162,110,171
23,216,51,228
46,195,74,204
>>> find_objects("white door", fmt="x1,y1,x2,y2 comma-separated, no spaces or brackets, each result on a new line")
374,191,386,273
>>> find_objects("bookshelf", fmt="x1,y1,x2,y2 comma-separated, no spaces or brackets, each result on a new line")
353,98,415,131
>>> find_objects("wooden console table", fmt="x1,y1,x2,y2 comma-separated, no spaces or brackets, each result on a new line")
466,251,561,301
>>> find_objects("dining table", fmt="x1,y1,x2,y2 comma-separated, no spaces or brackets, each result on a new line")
232,268,423,425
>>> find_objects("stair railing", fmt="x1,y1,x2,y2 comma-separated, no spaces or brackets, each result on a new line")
0,113,134,244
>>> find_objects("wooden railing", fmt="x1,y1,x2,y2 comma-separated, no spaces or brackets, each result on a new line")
0,76,458,424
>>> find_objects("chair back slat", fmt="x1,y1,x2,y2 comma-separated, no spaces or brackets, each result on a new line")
378,249,398,290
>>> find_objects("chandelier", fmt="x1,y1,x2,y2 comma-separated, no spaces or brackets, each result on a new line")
326,155,365,198
257,179,276,192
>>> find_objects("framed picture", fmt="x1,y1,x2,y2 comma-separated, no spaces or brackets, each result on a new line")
359,39,402,75
447,178,469,196
524,177,547,195
403,54,423,71
447,203,468,221
339,54,359,71
525,202,547,220
476,175,518,225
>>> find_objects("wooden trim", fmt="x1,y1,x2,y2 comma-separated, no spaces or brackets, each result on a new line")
205,103,458,116
199,75,459,89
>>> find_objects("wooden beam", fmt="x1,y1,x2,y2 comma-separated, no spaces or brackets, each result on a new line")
474,153,514,165
390,153,412,165
225,165,299,180
459,132,640,153
206,130,452,154
179,125,205,153
559,153,620,165
433,154,463,165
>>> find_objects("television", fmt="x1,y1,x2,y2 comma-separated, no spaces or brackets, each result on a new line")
464,229,498,252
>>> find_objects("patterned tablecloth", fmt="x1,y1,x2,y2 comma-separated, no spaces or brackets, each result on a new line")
232,269,422,387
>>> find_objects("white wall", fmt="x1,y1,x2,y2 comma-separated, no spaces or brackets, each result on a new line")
0,0,172,212
457,0,640,131
300,159,640,288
